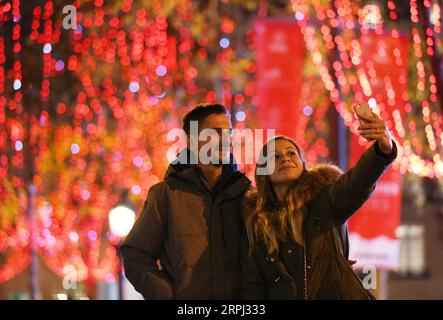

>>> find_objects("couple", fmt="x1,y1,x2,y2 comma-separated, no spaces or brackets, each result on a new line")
121,103,397,300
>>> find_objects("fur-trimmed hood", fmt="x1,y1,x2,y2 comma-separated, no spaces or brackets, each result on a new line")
243,163,344,216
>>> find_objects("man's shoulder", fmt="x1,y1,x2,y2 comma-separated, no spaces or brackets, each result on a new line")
147,181,170,196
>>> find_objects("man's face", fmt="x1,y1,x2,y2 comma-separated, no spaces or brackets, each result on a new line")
197,113,233,165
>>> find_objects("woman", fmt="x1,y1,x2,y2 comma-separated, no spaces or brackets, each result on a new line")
241,110,397,299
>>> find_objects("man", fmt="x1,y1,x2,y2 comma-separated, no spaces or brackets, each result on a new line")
121,103,251,299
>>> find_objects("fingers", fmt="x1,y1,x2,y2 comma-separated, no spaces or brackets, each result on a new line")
358,124,387,140
353,103,389,141
358,128,385,136
358,122,384,130
360,133,384,141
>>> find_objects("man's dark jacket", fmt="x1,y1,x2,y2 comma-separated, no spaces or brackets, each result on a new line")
121,150,251,299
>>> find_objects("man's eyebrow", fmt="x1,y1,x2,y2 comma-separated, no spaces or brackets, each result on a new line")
213,128,233,133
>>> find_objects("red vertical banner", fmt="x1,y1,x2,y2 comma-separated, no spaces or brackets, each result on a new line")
167,36,177,72
255,19,305,137
348,32,409,270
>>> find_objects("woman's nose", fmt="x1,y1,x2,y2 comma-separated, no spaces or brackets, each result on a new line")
280,155,291,163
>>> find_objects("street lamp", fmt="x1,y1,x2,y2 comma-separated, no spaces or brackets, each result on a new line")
108,205,135,300
362,4,382,29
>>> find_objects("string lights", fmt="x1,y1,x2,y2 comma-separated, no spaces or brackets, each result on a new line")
291,0,443,178
0,0,442,288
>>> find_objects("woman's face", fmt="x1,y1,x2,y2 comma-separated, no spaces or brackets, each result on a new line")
268,139,304,185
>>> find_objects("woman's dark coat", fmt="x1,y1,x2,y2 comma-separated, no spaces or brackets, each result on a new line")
241,142,397,300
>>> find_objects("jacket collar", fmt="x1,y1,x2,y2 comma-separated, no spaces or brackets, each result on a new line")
165,148,251,197
243,163,344,217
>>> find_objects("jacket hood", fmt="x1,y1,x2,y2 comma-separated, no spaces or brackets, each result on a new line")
164,148,250,193
165,148,238,176
243,163,343,216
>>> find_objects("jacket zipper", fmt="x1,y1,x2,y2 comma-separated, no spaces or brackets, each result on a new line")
302,208,308,300
303,244,308,300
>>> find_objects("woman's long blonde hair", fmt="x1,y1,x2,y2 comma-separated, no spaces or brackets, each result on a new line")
245,136,307,255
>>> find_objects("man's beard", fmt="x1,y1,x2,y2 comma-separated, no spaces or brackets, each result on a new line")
210,149,230,166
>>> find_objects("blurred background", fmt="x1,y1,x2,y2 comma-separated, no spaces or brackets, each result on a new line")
0,0,442,300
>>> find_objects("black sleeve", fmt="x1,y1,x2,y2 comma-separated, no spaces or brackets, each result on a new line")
240,234,269,300
328,141,397,224
121,183,174,299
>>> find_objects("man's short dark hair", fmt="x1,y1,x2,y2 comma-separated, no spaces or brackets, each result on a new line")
182,103,230,135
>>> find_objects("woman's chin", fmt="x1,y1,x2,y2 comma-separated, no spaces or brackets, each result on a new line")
272,174,300,184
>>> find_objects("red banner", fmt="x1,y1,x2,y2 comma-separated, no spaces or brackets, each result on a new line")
255,19,305,137
348,31,409,270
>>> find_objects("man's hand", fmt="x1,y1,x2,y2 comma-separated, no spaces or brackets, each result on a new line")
357,111,393,155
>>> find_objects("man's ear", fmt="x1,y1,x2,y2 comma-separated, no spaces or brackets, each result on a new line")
187,132,200,152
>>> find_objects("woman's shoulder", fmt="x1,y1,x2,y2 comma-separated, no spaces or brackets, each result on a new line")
302,163,343,189
290,163,344,207
242,188,258,219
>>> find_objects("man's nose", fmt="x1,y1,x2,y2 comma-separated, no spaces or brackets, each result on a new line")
220,132,232,143
222,130,232,139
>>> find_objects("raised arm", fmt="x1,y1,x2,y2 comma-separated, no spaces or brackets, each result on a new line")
328,108,397,224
